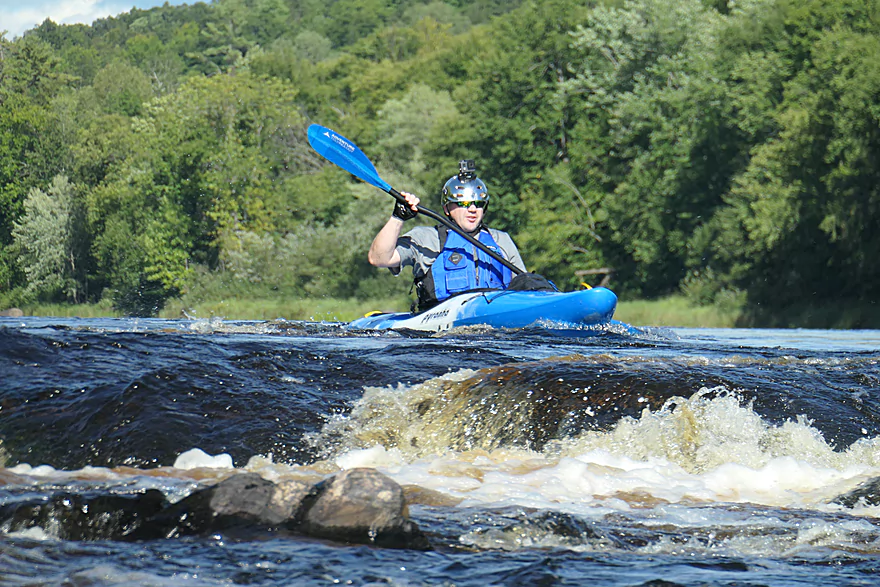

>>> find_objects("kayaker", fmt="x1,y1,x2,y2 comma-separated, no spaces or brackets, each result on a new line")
368,160,529,311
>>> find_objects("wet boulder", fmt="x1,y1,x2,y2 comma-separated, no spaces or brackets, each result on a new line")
0,470,431,550
831,477,880,508
131,473,314,539
301,467,431,550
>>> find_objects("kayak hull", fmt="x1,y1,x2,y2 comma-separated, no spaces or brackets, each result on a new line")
347,287,618,332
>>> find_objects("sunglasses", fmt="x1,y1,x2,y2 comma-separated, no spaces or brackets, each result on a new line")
451,200,487,209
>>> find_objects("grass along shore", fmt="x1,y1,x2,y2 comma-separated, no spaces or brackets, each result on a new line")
9,296,411,323
8,294,879,329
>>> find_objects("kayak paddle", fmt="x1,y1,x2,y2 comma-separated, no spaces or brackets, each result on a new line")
307,124,523,275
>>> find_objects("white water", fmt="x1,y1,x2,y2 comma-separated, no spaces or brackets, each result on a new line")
11,370,880,516
320,386,879,511
7,353,880,559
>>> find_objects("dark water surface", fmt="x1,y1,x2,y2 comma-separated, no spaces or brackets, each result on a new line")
1,317,880,586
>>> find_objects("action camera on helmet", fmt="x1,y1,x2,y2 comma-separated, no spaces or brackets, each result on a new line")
458,160,476,181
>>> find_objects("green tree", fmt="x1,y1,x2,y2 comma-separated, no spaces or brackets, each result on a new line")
125,33,185,94
708,13,880,307
92,61,154,116
86,72,304,313
325,0,393,47
406,0,602,287
515,163,608,289
558,0,740,295
429,0,593,233
12,176,86,302
375,84,462,180
402,2,470,32
293,30,334,63
0,34,71,292
194,0,291,73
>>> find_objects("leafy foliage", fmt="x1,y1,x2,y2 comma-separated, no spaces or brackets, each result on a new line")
12,176,86,302
1,0,878,323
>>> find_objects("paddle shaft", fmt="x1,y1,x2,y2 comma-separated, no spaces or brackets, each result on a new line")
389,188,524,276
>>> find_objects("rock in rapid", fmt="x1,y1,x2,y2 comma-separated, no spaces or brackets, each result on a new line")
0,469,431,550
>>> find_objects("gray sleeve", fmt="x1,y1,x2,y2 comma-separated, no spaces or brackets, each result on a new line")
393,226,440,278
490,229,527,272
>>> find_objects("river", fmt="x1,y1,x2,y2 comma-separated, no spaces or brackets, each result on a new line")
1,317,879,585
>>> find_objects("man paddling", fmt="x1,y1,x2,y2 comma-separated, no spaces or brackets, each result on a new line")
368,160,528,311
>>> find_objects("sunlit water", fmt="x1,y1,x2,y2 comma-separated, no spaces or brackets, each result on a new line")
1,317,879,586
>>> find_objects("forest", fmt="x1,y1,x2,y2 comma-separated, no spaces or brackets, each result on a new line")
1,0,878,325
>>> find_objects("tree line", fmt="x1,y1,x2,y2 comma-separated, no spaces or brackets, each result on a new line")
1,0,877,319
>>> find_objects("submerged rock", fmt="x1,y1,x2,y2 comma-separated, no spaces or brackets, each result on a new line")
0,489,168,541
831,477,880,508
0,469,431,550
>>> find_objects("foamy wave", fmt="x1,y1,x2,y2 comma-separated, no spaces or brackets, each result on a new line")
549,387,879,473
310,373,880,512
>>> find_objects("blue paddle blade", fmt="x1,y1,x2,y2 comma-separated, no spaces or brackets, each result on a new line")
307,124,392,192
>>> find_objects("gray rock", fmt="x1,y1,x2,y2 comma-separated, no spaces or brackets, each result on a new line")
208,474,313,525
831,476,880,508
269,479,316,523
0,470,431,550
132,473,314,538
301,468,431,550
0,308,23,317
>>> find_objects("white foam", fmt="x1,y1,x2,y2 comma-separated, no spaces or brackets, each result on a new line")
8,463,60,476
7,463,117,480
306,378,880,516
398,448,875,515
173,448,234,470
335,446,405,469
8,526,54,541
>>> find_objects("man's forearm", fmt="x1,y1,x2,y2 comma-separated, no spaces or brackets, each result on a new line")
368,217,404,267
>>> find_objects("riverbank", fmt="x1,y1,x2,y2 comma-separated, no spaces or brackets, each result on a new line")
6,296,411,324
6,294,878,329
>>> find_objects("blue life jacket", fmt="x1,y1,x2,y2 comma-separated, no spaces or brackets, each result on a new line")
414,225,512,311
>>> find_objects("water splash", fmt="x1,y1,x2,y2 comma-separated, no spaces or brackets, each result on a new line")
308,360,880,512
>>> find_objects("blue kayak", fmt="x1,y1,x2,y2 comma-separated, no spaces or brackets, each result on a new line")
347,287,619,332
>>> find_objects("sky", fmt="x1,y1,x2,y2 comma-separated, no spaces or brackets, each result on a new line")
1,0,190,39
